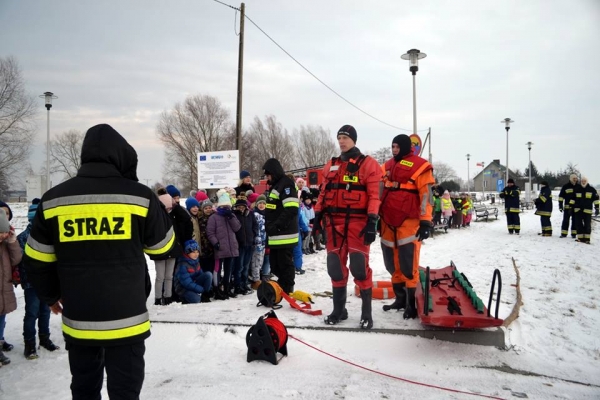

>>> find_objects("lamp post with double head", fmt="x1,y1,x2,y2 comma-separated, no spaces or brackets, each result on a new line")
401,49,427,136
40,92,57,191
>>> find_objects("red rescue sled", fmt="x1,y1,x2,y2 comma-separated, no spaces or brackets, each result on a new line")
416,262,504,329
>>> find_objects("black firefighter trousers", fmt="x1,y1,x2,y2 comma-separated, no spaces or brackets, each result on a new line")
68,341,145,400
269,246,295,294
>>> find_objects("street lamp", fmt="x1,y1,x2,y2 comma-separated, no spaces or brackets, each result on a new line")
526,141,534,204
40,91,57,191
401,49,427,135
501,118,514,185
481,161,486,200
466,154,471,192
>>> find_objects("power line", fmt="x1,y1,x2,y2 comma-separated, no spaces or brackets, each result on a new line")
212,0,426,133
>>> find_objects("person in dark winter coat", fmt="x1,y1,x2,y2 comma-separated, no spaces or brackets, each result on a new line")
233,199,258,295
0,209,20,366
534,181,553,236
23,124,174,399
17,200,59,360
152,192,193,305
207,191,241,297
235,170,254,197
558,174,579,238
174,240,213,303
262,158,299,294
499,178,521,234
572,176,599,244
197,199,216,279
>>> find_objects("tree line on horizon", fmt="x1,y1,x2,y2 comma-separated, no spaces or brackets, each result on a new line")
0,55,592,199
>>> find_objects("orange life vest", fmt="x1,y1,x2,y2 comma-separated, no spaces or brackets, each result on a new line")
321,155,370,217
380,154,432,227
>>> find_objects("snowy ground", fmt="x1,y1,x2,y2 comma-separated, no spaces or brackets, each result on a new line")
1,197,599,399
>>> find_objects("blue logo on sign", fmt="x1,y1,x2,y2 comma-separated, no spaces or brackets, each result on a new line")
199,155,206,161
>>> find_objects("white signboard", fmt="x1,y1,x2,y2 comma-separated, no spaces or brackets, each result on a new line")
197,150,240,189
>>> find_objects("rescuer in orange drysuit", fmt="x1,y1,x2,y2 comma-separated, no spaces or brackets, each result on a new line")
314,125,382,329
379,134,435,319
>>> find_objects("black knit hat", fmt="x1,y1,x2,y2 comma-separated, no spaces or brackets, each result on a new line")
337,125,357,143
507,178,515,184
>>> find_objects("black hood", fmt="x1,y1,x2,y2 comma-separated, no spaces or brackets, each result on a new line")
262,158,285,183
393,134,413,161
80,124,139,181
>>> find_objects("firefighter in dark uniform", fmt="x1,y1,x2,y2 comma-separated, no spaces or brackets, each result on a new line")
24,124,175,400
314,125,382,329
571,176,599,244
558,174,579,238
262,158,299,294
499,178,521,234
534,180,553,236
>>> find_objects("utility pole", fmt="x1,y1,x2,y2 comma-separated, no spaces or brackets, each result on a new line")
427,127,432,164
235,3,245,152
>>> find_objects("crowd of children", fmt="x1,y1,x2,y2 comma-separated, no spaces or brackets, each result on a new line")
152,171,323,306
432,187,474,230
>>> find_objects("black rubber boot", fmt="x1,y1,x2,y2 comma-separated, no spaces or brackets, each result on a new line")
39,334,60,351
382,283,407,311
403,287,418,320
163,297,172,305
24,339,38,360
154,298,162,306
200,292,212,303
324,287,348,325
359,288,373,329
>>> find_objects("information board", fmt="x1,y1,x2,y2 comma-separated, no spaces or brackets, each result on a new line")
197,150,240,189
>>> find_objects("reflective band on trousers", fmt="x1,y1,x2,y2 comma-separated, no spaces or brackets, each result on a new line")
269,233,299,245
62,312,150,340
381,236,416,247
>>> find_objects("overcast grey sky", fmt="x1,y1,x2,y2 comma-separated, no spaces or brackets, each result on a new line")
2,0,599,186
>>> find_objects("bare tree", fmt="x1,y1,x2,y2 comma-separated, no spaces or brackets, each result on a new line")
244,115,295,173
432,161,458,184
50,129,84,181
0,56,36,189
156,94,234,193
370,146,392,164
292,125,337,168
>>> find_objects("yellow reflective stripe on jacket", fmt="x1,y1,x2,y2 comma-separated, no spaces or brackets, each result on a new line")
144,226,175,255
44,203,149,219
62,321,150,340
24,243,57,263
269,193,280,200
283,197,299,208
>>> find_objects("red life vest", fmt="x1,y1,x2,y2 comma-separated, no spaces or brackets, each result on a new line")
380,154,432,227
321,155,369,217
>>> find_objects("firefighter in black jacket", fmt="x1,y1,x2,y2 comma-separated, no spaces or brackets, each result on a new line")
571,176,599,244
499,178,521,234
262,158,299,294
534,181,553,236
24,124,175,399
558,174,579,238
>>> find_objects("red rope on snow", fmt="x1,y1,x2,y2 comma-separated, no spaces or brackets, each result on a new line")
288,334,505,400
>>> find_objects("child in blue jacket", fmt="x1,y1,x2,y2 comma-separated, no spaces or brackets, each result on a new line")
174,240,213,303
